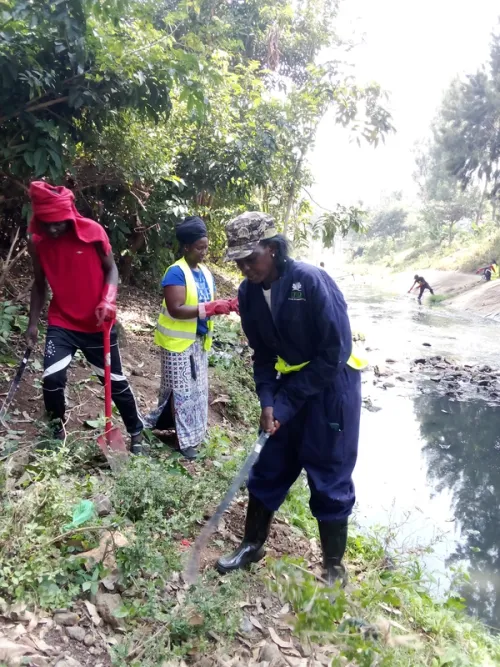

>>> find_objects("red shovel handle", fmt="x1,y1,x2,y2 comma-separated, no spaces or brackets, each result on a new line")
102,319,113,442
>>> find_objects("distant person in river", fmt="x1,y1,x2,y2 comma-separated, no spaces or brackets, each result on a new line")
408,275,434,305
143,216,238,460
25,181,144,452
320,261,325,268
476,260,499,282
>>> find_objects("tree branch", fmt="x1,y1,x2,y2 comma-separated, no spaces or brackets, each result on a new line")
301,186,333,212
0,96,70,125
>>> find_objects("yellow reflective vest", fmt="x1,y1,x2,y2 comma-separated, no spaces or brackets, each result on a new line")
154,258,214,353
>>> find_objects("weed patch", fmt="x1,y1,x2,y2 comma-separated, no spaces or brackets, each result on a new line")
0,301,28,348
210,317,260,425
269,548,500,667
429,294,449,305
0,445,107,607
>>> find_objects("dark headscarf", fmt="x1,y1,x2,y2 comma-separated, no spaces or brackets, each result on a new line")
175,216,207,245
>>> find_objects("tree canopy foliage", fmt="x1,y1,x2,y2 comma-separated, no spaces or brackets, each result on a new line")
0,0,393,282
433,30,500,207
416,26,500,238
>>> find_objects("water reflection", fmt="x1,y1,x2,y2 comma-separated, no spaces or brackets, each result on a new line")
415,393,500,627
410,309,456,330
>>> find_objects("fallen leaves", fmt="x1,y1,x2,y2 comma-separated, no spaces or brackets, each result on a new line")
0,637,39,665
83,601,102,627
248,615,263,632
188,613,205,627
77,530,130,571
268,626,293,650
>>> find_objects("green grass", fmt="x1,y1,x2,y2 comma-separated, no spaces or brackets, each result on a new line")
429,294,449,305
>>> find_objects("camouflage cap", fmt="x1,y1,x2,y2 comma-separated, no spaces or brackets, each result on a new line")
225,211,277,261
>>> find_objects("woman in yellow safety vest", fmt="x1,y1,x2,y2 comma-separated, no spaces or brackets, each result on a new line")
144,216,237,459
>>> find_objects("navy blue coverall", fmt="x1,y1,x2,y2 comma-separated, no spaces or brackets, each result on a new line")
238,260,361,522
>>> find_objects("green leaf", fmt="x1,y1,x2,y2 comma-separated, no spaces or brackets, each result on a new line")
84,419,101,429
33,147,48,176
23,152,35,168
112,606,130,619
48,148,62,169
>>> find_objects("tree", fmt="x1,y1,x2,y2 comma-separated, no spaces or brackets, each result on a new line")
415,139,480,244
431,28,500,223
421,193,478,245
0,0,206,271
292,204,367,252
0,0,178,182
280,72,393,236
0,0,393,284
365,208,408,240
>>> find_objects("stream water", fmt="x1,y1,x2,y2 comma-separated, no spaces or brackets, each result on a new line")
343,284,500,630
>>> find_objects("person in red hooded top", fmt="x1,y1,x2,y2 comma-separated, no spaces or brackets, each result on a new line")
25,182,143,452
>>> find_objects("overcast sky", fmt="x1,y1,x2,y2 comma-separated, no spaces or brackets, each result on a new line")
309,0,500,210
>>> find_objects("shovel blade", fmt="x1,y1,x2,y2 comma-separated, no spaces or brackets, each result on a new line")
97,427,129,471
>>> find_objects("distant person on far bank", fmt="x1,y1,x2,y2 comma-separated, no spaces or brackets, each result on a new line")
320,261,325,268
492,259,499,279
476,259,499,282
408,275,434,305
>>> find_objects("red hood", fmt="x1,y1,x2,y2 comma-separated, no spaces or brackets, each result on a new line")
28,181,111,252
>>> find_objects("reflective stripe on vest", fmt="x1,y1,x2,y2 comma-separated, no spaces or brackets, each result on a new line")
154,258,214,353
275,349,369,375
159,305,197,323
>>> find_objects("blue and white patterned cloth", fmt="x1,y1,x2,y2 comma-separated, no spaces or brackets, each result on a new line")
143,338,208,451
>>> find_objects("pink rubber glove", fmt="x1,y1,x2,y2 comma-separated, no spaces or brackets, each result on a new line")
199,300,231,318
96,284,117,326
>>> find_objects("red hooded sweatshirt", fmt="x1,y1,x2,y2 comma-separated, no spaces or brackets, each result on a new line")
29,182,112,333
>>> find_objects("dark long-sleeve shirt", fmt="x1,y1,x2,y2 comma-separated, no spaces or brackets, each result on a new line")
238,260,353,426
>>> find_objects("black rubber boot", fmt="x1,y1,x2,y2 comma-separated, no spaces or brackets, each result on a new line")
318,519,348,587
216,495,274,574
52,420,65,441
130,432,143,456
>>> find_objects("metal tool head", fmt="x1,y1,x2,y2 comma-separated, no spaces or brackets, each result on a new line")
97,427,128,472
183,431,269,585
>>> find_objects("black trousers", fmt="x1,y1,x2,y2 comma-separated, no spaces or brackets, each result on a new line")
42,325,143,436
418,284,434,300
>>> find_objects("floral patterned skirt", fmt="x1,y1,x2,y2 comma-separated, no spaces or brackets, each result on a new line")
143,339,208,451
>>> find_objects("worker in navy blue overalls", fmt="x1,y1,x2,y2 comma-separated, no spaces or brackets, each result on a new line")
216,212,362,585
